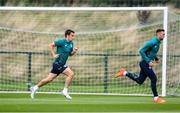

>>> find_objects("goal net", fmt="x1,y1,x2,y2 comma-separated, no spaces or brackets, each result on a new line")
1,7,177,96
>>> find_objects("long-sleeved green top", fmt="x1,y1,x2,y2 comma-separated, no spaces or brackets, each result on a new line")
139,37,161,63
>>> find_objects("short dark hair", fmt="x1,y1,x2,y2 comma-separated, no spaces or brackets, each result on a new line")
156,29,164,33
65,29,75,38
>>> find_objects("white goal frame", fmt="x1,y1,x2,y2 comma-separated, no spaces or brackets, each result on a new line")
0,7,168,96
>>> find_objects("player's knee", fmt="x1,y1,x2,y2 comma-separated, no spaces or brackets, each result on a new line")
139,81,144,85
136,79,144,85
71,72,74,77
137,81,144,85
151,78,157,83
69,71,74,78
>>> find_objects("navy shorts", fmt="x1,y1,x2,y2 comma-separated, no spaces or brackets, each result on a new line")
50,62,68,75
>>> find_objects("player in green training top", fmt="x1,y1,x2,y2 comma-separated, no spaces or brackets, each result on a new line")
30,29,78,100
116,29,166,103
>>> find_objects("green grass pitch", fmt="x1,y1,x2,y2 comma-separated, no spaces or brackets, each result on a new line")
0,93,180,112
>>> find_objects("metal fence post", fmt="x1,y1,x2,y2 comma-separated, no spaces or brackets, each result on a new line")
27,52,32,91
103,55,108,93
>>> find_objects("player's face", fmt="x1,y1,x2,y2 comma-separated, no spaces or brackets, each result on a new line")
157,31,165,40
67,32,75,41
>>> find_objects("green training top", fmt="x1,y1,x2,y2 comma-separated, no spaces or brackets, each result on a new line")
139,37,161,63
53,38,73,65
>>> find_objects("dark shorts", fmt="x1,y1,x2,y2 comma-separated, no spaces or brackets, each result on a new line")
50,62,68,75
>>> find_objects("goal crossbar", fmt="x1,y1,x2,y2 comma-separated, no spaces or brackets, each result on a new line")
0,7,168,11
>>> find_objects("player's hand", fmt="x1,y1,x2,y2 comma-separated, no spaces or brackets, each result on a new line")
155,58,160,63
73,47,78,53
53,54,59,58
149,61,155,68
70,47,78,56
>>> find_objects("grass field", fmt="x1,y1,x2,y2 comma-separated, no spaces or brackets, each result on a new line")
0,93,180,112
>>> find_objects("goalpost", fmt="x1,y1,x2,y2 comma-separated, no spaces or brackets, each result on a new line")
0,7,168,96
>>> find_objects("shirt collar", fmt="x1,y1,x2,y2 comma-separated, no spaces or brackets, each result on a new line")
65,38,72,43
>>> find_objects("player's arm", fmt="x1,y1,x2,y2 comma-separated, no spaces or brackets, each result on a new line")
70,47,78,56
49,42,59,58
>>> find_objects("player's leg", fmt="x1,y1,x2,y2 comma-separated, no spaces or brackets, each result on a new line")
116,61,147,85
37,73,57,87
140,61,165,103
30,73,57,99
139,61,158,97
126,69,147,85
61,67,74,100
63,67,74,88
30,62,60,99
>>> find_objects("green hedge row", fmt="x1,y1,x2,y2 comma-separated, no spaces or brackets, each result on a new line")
0,0,179,8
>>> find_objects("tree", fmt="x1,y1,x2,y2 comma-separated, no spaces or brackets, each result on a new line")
137,10,151,25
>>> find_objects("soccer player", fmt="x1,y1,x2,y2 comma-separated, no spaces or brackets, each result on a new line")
30,29,78,100
116,29,166,103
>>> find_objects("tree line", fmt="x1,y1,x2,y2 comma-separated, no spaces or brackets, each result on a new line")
0,0,179,8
